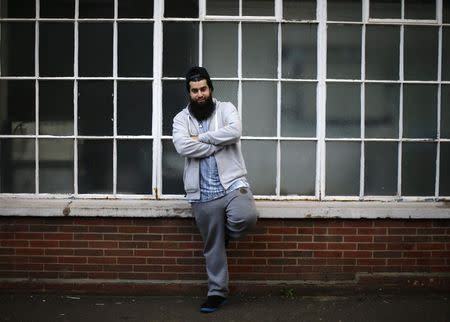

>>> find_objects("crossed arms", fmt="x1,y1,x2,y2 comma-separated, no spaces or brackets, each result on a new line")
172,104,242,159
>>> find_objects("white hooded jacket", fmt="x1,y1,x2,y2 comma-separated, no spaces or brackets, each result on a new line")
172,99,247,200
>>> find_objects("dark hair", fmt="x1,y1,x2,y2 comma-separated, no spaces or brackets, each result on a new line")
185,66,214,92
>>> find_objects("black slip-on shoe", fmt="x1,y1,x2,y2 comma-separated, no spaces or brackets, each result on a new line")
200,295,227,313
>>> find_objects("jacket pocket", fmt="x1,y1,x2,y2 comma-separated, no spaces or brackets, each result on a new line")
183,159,199,193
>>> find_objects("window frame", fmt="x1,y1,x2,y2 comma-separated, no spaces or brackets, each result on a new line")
0,0,449,206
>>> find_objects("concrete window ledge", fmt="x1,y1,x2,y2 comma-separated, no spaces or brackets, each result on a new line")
0,198,449,219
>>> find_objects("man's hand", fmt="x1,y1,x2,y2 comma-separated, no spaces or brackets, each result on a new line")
191,135,199,141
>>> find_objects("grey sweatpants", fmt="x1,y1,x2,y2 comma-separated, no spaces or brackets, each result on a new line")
192,188,258,297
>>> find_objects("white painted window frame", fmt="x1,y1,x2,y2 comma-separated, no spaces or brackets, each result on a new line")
0,0,449,208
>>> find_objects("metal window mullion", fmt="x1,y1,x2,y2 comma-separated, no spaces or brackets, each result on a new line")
326,79,367,83
436,120,441,199
360,85,365,199
199,0,206,18
35,81,39,194
363,0,369,24
35,7,39,194
360,1,368,199
199,21,203,66
238,21,242,119
398,24,405,198
437,0,443,24
199,0,205,66
317,0,327,200
280,78,318,82
153,0,163,198
0,135,44,139
275,21,281,197
401,0,405,20
113,1,118,195
436,13,443,198
275,0,282,21
74,0,79,196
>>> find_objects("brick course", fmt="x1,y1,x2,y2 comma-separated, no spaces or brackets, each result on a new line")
1,217,450,293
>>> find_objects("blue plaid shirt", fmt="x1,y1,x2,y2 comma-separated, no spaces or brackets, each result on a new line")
190,119,248,203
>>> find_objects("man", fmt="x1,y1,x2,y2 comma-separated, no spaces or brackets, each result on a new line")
172,66,258,313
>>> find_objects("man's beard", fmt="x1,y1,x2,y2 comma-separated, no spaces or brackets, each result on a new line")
189,96,215,121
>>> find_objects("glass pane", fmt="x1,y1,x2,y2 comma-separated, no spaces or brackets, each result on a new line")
326,83,360,138
403,84,437,139
79,0,114,18
442,85,450,138
365,26,399,80
206,0,238,15
78,81,113,136
365,83,399,139
165,0,198,17
443,27,450,81
402,143,436,196
242,81,277,136
281,82,316,137
241,140,276,195
0,0,35,18
79,23,113,77
280,141,316,195
242,23,277,78
0,22,35,76
405,0,436,20
365,142,397,195
41,0,74,18
163,22,199,77
117,140,152,194
214,81,238,108
39,139,73,193
283,0,316,20
0,138,35,193
203,22,238,78
118,23,153,77
0,80,35,135
445,0,450,23
163,80,186,136
327,0,361,21
327,25,361,79
118,0,153,18
326,142,360,196
404,26,438,81
40,23,74,77
440,143,450,196
162,140,184,195
78,139,112,193
39,81,73,136
242,0,274,16
282,23,317,79
117,81,152,136
369,0,401,18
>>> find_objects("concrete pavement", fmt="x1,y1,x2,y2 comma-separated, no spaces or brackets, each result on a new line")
1,291,449,322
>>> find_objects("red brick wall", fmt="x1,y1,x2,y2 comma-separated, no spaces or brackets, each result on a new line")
1,217,450,293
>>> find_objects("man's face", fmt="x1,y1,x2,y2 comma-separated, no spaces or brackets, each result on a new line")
189,79,211,105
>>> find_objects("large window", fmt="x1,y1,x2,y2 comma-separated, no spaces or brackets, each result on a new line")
0,0,448,201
